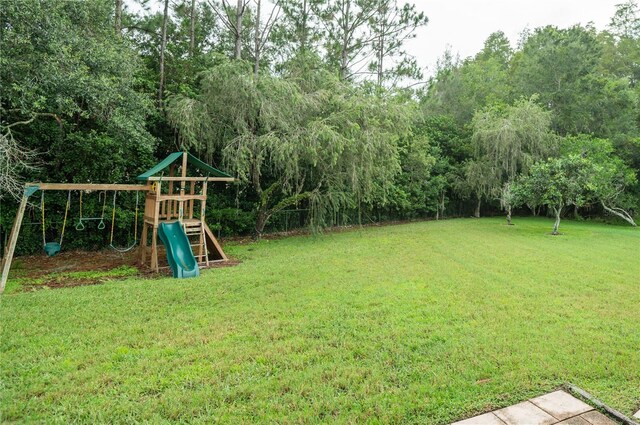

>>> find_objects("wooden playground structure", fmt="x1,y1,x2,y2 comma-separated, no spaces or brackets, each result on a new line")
0,152,235,293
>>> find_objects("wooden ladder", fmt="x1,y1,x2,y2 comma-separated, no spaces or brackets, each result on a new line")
182,220,209,266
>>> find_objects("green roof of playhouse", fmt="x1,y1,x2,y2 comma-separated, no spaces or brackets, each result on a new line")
137,152,232,181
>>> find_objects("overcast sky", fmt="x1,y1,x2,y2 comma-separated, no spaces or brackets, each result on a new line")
134,0,622,78
410,0,621,76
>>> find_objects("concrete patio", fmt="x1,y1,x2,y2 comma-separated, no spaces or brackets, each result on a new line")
452,390,622,425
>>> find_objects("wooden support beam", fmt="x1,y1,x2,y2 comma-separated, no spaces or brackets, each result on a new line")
144,176,235,182
188,181,195,219
28,183,151,191
1,190,31,293
168,164,176,221
203,222,228,261
151,227,159,271
201,180,208,266
140,222,148,265
179,153,188,222
157,194,207,201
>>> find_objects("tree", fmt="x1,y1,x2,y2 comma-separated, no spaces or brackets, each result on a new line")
476,31,513,64
0,0,155,181
513,155,592,235
368,0,428,86
251,0,281,76
470,98,556,223
463,159,500,218
423,33,512,124
189,0,198,57
315,0,379,80
609,0,640,39
159,0,170,105
209,0,250,59
167,60,410,236
561,135,638,226
115,0,123,35
512,25,637,138
592,159,638,226
415,115,471,219
275,0,323,56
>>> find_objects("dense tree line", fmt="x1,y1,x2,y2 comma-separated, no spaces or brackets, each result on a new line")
1,0,639,254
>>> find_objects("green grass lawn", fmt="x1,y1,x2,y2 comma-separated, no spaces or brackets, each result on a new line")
2,217,639,423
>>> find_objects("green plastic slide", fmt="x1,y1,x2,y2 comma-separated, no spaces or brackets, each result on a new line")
157,221,200,278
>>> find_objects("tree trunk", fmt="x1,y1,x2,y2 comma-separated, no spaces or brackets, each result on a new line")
573,204,580,219
474,197,481,218
254,205,269,239
253,0,261,77
115,0,123,35
506,205,513,225
158,0,170,106
252,187,310,239
339,0,350,80
552,206,562,235
300,0,308,50
234,0,244,60
601,201,637,227
377,31,384,86
376,2,386,86
189,0,197,57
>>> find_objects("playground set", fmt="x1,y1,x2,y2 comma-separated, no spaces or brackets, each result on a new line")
0,152,235,293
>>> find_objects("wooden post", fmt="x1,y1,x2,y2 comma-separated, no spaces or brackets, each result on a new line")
150,181,162,271
200,180,208,265
179,152,187,222
168,164,175,220
140,222,148,265
189,181,195,219
1,186,37,293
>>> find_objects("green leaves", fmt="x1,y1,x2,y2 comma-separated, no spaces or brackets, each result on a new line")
167,59,413,232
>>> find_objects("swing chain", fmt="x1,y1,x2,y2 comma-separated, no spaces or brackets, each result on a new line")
109,191,140,253
41,190,71,248
59,191,71,246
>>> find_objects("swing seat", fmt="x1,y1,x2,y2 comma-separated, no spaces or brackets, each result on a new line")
44,242,61,257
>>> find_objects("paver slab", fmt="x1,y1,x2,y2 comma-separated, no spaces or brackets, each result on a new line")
494,401,558,425
579,411,618,425
451,412,506,425
530,390,592,420
557,416,592,425
633,410,640,419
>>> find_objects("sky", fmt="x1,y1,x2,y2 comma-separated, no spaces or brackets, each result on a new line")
133,0,622,78
409,0,621,77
